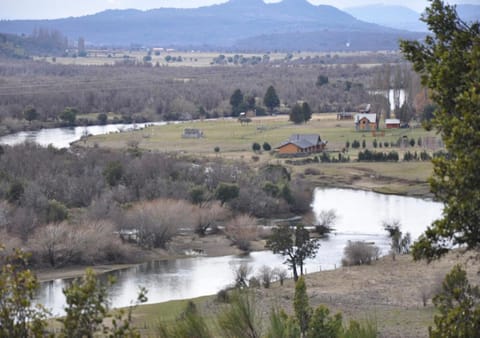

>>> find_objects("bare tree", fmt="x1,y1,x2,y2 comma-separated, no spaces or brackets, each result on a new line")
225,214,259,252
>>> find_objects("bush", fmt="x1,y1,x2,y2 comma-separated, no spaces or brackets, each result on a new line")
233,263,252,289
341,241,380,266
216,288,230,303
258,265,273,288
225,214,259,251
124,199,196,249
273,268,288,286
304,167,320,176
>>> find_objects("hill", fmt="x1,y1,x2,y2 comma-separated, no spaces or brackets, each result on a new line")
344,4,480,32
0,0,423,51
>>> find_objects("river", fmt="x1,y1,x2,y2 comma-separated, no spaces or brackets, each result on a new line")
36,188,442,316
0,122,166,148
0,123,442,315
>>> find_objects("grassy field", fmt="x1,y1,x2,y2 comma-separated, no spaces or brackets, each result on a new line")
36,50,395,68
83,113,439,156
82,113,440,196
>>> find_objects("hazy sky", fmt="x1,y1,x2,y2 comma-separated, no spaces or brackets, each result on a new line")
0,0,472,20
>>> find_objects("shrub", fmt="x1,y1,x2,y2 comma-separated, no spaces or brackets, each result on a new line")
225,214,259,251
248,276,261,288
258,265,273,288
124,199,196,249
315,209,337,236
273,268,288,286
46,199,69,223
341,241,380,266
216,288,230,303
304,167,320,176
194,202,227,236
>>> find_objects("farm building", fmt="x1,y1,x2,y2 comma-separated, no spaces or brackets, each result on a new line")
276,134,327,154
182,128,204,138
355,113,378,131
385,118,401,129
337,112,354,120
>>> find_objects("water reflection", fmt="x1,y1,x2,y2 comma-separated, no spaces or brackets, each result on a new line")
36,188,443,316
0,122,166,148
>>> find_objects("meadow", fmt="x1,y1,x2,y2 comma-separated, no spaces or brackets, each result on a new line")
83,113,439,196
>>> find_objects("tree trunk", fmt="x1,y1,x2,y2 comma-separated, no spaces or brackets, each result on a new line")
292,263,299,282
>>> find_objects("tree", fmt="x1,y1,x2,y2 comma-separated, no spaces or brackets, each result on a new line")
215,183,239,206
218,291,261,338
315,209,337,235
262,142,271,151
59,107,77,126
103,160,123,187
294,276,311,336
263,85,280,113
289,103,304,124
230,89,244,116
6,180,24,204
400,0,480,260
97,113,108,125
0,247,49,337
24,105,38,122
252,142,261,152
230,89,243,108
59,268,147,338
316,74,329,87
429,265,480,337
302,102,312,123
383,220,411,261
266,224,320,281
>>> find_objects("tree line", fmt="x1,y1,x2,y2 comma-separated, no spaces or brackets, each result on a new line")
0,143,310,267
0,56,424,135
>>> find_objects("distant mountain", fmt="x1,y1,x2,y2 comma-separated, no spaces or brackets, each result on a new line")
0,0,424,51
344,5,426,32
456,4,480,24
344,4,480,32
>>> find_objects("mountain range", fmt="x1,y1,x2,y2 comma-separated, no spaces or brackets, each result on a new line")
0,0,462,52
344,4,479,32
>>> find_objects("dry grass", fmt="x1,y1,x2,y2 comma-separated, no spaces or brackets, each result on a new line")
125,251,480,338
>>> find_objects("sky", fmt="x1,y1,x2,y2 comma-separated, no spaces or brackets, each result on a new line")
0,0,472,20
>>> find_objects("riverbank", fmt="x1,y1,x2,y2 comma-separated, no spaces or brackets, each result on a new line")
35,234,267,282
130,251,480,338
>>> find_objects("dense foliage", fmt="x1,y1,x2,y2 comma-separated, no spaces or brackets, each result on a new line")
0,144,302,266
400,0,480,260
0,56,418,135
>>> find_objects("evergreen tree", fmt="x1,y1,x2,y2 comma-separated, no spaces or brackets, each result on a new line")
400,0,480,260
264,85,280,113
302,102,312,123
289,104,304,124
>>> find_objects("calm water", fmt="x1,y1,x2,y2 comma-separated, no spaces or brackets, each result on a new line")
37,188,442,316
0,122,166,148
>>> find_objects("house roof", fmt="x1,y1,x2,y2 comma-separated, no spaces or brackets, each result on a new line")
385,119,401,124
277,134,325,149
355,113,377,123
